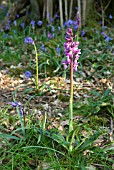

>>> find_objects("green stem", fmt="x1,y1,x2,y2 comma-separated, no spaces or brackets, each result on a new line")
69,59,73,133
33,44,39,91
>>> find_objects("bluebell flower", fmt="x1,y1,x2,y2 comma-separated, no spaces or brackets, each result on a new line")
81,30,85,36
56,46,61,56
48,32,53,39
41,44,46,52
99,21,102,25
16,14,19,18
67,19,73,27
5,25,10,30
24,37,34,45
6,13,10,17
37,20,42,26
102,26,107,29
105,36,113,42
30,20,35,28
24,71,32,78
109,14,112,19
58,26,61,31
75,7,78,11
51,26,55,32
50,18,53,24
14,20,17,26
9,101,23,116
20,22,25,28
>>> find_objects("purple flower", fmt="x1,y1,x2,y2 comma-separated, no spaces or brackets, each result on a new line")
20,22,25,29
5,25,10,30
81,30,85,37
99,21,102,25
16,14,19,18
62,28,81,71
105,36,113,42
14,20,17,26
48,32,53,39
9,101,23,116
41,44,46,52
24,71,32,78
56,46,61,56
51,26,55,32
109,14,112,19
24,37,34,45
30,20,35,28
67,19,73,27
37,20,42,26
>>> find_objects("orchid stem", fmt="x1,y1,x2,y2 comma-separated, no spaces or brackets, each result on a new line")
34,44,39,91
69,59,73,133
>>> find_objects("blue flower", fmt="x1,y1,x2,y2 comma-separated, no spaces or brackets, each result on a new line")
81,30,85,36
37,20,42,26
56,46,61,56
41,44,46,52
16,14,19,18
9,101,23,116
67,19,73,27
5,24,10,30
14,20,17,26
105,36,113,42
109,14,112,19
20,22,25,28
51,26,55,32
30,20,35,28
24,37,34,45
24,71,32,78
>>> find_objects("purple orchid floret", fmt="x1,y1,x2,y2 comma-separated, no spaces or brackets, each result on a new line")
24,37,34,45
62,28,81,71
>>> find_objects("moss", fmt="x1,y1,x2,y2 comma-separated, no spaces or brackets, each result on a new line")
9,67,23,77
89,115,107,128
58,93,69,102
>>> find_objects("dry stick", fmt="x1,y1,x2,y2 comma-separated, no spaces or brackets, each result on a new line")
59,0,63,28
43,0,46,20
64,0,68,22
77,0,82,29
49,0,53,19
69,0,73,19
100,0,111,27
82,0,86,26
46,0,50,23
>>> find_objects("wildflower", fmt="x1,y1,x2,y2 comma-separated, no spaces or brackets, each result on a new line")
37,20,42,26
51,26,55,32
24,37,34,45
14,20,17,26
62,28,81,71
16,14,19,18
30,20,35,29
105,36,113,42
99,21,102,25
41,44,46,52
58,26,61,31
5,25,10,30
20,22,25,29
56,46,61,56
48,32,53,39
9,101,23,116
81,30,85,37
75,7,78,11
67,19,73,27
109,14,112,19
24,71,32,78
